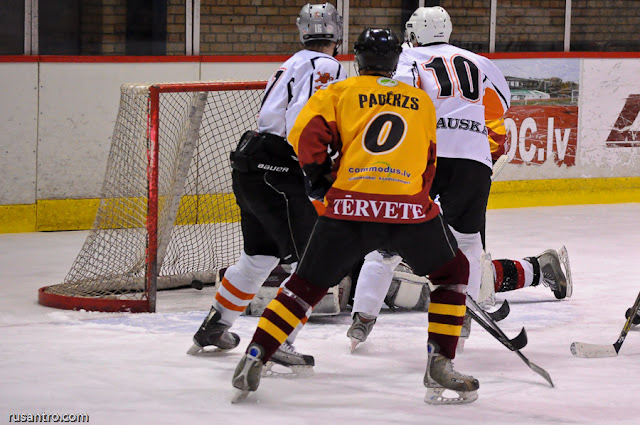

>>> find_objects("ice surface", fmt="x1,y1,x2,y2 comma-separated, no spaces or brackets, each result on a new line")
1,204,639,425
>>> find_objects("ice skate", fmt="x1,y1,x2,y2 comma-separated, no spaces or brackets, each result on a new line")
187,306,240,355
424,342,478,405
231,344,265,403
263,340,314,377
347,312,377,352
537,246,572,299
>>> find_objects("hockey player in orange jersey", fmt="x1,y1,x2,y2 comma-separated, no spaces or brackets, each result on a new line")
231,27,479,405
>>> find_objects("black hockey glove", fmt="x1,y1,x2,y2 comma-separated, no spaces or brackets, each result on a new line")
303,157,334,201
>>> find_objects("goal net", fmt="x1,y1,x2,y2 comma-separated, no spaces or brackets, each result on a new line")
38,81,267,312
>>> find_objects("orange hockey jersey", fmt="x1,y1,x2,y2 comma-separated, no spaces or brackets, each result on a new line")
288,75,440,224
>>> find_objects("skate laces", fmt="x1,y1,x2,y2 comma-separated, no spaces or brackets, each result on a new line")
436,355,474,380
348,313,376,340
541,273,556,288
280,341,301,355
448,361,475,380
538,252,562,289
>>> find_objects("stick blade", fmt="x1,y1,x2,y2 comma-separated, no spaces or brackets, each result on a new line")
491,154,509,181
510,327,528,351
527,359,554,387
570,342,618,358
487,300,510,322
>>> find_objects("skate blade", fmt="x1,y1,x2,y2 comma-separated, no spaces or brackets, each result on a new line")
424,387,478,405
186,344,226,356
558,245,573,298
455,338,466,355
231,388,251,404
350,338,361,353
262,361,314,378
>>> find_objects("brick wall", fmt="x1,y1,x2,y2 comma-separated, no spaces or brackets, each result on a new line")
441,0,492,52
79,0,126,55
348,0,405,52
495,0,566,52
571,0,640,51
198,1,301,55
73,1,640,56
197,0,405,56
80,0,104,55
102,0,127,55
183,0,416,56
167,0,186,54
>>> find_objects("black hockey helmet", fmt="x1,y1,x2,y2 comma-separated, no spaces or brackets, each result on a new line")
354,28,403,74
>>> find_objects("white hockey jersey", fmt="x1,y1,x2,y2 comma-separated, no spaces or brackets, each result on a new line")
258,49,346,139
395,43,511,169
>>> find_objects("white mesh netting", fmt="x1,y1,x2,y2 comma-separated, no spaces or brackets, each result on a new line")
40,81,266,311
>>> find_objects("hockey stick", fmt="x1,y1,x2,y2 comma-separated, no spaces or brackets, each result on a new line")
625,307,640,326
466,297,554,387
570,290,640,358
487,299,510,322
491,154,509,181
466,302,527,351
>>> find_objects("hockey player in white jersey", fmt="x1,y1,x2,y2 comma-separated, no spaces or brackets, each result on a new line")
188,3,346,375
347,6,572,351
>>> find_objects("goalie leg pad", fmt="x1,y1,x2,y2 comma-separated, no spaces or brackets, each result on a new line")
477,251,496,307
248,276,349,317
311,282,345,316
386,278,430,311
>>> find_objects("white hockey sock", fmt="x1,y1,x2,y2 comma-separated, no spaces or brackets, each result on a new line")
351,250,402,317
519,259,535,287
449,227,483,300
213,251,280,324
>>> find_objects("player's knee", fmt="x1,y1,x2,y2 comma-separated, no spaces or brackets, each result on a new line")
363,250,402,271
360,259,393,279
429,249,470,288
284,273,328,308
449,228,483,257
229,251,280,284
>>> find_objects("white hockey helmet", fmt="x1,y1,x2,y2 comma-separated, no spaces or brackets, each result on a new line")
296,3,343,45
405,6,452,46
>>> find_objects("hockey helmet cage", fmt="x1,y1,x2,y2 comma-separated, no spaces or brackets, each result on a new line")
405,6,452,46
354,28,403,74
297,3,343,45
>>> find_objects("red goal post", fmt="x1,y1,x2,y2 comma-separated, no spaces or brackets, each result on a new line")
38,80,267,313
